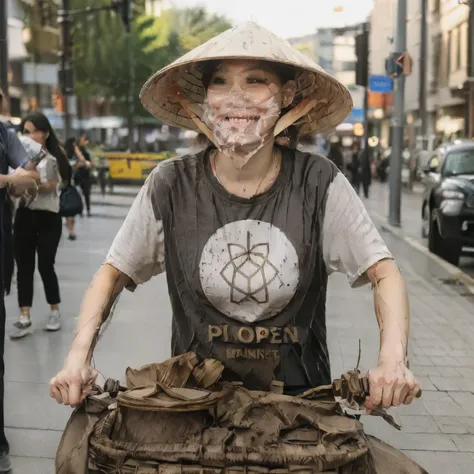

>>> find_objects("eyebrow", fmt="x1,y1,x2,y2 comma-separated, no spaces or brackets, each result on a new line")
214,64,273,75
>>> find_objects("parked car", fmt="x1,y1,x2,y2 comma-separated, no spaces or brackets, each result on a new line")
421,140,474,265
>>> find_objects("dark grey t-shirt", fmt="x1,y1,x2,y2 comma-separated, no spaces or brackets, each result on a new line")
106,148,392,391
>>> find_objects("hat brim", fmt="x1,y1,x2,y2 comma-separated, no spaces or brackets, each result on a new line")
140,23,353,136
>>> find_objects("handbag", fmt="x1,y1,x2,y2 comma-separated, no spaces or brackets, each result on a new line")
59,184,84,217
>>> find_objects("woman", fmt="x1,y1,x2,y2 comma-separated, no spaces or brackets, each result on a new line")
50,22,419,422
13,112,71,336
75,133,93,216
64,137,90,240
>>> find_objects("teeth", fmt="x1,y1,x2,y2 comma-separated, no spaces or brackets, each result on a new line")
226,117,257,124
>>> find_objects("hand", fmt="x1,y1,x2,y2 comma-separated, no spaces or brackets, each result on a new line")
49,360,98,407
7,168,38,199
366,359,420,410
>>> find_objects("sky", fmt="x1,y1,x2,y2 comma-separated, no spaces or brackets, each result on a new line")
168,0,374,38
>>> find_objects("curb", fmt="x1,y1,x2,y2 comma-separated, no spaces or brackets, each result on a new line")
371,213,474,295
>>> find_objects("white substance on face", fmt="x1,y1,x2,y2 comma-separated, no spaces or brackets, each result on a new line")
202,91,281,168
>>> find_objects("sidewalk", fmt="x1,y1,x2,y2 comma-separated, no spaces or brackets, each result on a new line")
3,186,474,473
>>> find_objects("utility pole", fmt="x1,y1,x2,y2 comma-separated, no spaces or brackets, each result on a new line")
419,0,428,148
124,1,134,152
355,22,370,169
388,0,407,227
58,0,73,139
0,0,9,104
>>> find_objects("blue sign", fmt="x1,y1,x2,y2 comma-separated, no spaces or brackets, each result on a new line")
344,108,365,124
369,75,393,93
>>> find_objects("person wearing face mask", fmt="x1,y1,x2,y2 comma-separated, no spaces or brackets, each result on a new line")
50,23,423,471
12,112,72,338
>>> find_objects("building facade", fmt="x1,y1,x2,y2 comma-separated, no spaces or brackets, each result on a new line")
288,25,365,137
370,0,472,148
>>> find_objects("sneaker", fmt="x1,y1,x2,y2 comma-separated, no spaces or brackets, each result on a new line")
13,314,31,329
46,310,61,331
0,451,11,472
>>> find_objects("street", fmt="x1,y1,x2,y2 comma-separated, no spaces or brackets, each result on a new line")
4,181,474,473
366,181,474,279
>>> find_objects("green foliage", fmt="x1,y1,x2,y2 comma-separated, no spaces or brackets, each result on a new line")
70,1,230,116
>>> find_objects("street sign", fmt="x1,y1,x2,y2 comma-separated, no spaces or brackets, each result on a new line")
369,75,393,93
344,108,365,124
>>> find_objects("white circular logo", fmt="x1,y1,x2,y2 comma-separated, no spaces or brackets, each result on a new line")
199,220,299,323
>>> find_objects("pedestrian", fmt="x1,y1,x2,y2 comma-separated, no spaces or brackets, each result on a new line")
327,140,344,171
0,90,40,472
50,22,421,470
64,137,90,240
12,112,72,338
76,132,93,217
360,146,372,198
348,141,361,193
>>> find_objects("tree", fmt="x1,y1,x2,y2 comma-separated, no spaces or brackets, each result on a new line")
172,7,231,51
67,2,230,148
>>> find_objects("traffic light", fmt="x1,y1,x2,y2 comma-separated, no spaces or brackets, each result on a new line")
112,0,132,32
385,52,413,78
355,27,369,87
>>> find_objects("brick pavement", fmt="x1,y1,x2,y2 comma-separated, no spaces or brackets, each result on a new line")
3,186,474,473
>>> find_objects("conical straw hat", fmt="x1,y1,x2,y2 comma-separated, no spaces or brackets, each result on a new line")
140,22,353,136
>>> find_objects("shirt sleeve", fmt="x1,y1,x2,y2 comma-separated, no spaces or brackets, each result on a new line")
104,170,165,289
6,129,28,168
40,156,59,184
322,172,393,287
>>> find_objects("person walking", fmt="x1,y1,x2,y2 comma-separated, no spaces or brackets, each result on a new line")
75,132,92,217
360,146,372,198
64,137,90,240
348,141,361,194
12,112,72,338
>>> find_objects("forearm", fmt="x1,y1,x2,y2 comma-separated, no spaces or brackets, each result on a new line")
38,180,58,191
67,264,130,366
367,259,409,365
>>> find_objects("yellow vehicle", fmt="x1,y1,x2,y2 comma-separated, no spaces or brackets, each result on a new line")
97,151,177,185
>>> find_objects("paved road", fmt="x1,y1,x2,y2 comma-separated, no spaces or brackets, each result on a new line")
365,181,474,278
4,184,474,473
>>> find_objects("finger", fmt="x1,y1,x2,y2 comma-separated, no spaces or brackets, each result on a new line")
404,395,415,405
68,380,83,407
403,380,420,405
392,383,409,407
368,372,383,409
57,383,70,406
382,380,395,409
49,382,63,404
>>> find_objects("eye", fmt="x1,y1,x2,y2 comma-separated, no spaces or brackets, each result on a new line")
211,76,226,85
247,76,268,85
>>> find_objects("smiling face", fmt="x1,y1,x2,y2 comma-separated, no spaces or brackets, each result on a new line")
203,60,296,157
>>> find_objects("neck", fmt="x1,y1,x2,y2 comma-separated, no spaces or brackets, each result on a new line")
215,140,276,183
